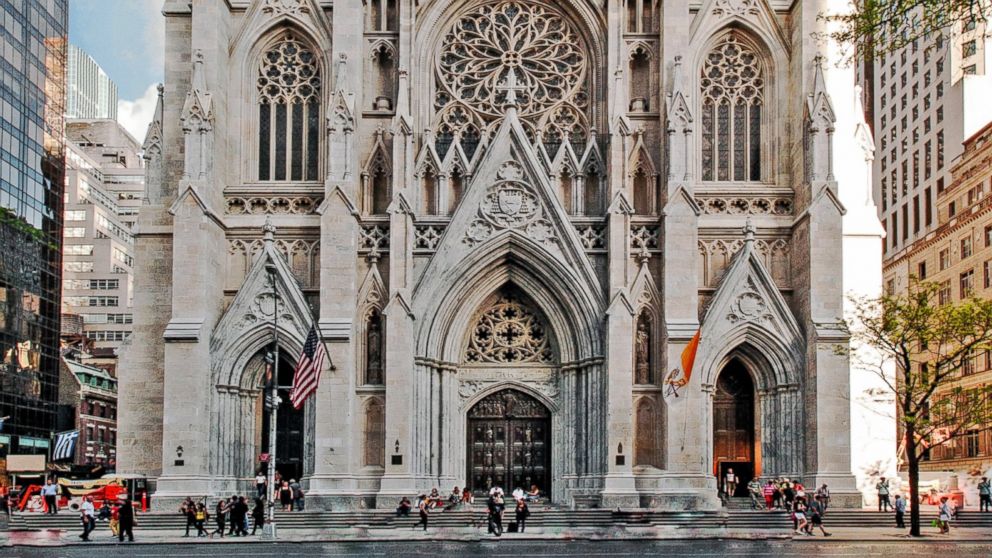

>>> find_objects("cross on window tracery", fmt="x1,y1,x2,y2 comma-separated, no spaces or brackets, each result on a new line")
464,294,555,364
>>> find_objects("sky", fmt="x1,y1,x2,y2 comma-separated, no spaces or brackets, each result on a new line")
69,0,165,141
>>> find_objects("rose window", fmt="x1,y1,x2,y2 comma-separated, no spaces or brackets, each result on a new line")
434,1,590,140
465,294,555,364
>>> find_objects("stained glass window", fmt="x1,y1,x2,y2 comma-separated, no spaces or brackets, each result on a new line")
257,34,321,182
700,35,764,182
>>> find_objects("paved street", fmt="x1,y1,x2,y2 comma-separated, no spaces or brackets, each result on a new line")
5,540,992,557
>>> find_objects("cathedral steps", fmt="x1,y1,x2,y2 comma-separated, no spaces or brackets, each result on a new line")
10,509,992,531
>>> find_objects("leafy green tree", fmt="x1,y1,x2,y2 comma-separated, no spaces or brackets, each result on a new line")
847,279,992,536
826,0,990,60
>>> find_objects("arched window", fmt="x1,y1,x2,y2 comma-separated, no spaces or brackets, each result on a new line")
700,34,763,182
626,0,657,33
367,0,398,32
363,398,386,467
365,308,384,385
257,33,321,181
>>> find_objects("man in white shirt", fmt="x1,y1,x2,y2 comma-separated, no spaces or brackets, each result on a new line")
79,496,95,541
255,472,267,500
41,479,58,514
724,468,738,498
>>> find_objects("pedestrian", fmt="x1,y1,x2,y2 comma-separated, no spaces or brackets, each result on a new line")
255,471,267,500
414,494,429,531
211,498,227,538
808,495,831,537
227,496,240,535
109,500,120,538
815,484,830,512
762,480,775,511
747,478,762,510
78,496,95,541
894,494,906,528
41,478,58,514
978,477,991,512
194,503,208,537
724,468,737,498
937,496,952,534
117,497,135,542
294,486,305,511
232,496,249,536
251,498,266,535
792,497,808,535
180,497,196,536
487,493,503,536
289,479,301,510
876,476,891,512
514,499,530,533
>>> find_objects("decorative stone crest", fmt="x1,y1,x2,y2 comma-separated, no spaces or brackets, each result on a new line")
727,279,772,324
465,161,556,245
261,0,311,16
712,0,760,18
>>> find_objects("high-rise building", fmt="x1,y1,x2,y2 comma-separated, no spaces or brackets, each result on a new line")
861,11,992,507
66,44,118,121
0,0,68,456
62,119,142,373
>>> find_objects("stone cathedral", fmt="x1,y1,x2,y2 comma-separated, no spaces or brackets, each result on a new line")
119,0,860,510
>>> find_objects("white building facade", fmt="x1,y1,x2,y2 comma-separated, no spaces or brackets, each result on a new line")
66,44,119,121
119,0,865,510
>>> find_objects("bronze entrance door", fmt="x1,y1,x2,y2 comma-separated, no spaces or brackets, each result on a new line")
467,389,550,497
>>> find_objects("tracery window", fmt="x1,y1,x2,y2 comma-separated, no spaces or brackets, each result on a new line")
464,292,555,364
434,1,591,143
257,33,321,182
700,34,763,182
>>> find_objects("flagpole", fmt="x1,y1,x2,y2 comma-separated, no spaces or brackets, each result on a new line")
264,260,279,539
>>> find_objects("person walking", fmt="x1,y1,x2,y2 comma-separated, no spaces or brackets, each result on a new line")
230,496,248,536
251,498,266,535
255,471,267,500
117,497,135,542
514,499,530,533
278,481,293,512
808,495,831,537
109,501,120,538
487,493,504,537
937,496,952,534
876,477,891,512
211,498,228,538
414,494,429,531
894,494,906,528
41,479,58,514
194,503,208,537
78,496,95,541
792,497,808,535
979,477,991,512
226,496,240,536
290,479,302,511
724,468,738,498
180,497,196,536
747,478,762,510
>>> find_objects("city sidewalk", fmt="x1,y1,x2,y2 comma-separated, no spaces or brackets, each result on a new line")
2,523,988,547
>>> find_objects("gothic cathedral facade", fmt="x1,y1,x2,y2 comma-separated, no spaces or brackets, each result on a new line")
119,0,859,510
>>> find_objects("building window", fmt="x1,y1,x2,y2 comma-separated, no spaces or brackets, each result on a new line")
961,236,973,259
918,261,927,279
65,261,94,272
65,210,86,221
965,430,981,457
700,34,763,182
949,200,956,218
963,40,977,58
964,64,978,75
938,280,952,305
939,248,950,270
64,227,86,238
960,269,975,298
256,33,321,182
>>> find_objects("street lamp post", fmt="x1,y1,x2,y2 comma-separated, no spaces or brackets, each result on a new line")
263,262,279,539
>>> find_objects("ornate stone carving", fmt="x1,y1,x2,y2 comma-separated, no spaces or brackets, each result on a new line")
414,225,445,251
261,0,311,17
696,196,793,216
434,1,590,139
359,224,390,251
635,315,651,385
225,196,322,215
464,294,555,364
365,309,384,385
727,278,773,324
467,389,550,418
465,161,556,246
712,0,760,18
257,36,320,105
577,224,606,250
630,225,660,250
228,238,319,289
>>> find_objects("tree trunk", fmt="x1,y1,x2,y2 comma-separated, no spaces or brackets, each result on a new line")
907,424,921,536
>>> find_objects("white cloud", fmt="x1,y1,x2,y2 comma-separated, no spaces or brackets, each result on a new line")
117,83,159,143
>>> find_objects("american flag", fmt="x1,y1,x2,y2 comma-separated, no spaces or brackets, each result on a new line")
289,324,327,410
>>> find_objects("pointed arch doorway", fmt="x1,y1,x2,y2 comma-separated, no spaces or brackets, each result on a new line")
466,389,551,497
713,358,757,497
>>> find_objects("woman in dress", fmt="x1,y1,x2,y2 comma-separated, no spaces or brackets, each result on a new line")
278,481,293,512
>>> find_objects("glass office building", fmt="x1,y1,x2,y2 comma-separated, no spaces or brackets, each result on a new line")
0,0,68,455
